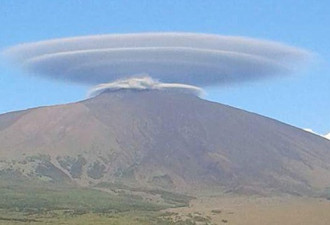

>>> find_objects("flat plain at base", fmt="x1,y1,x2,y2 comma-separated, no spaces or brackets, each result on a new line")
1,196,330,224
165,196,330,225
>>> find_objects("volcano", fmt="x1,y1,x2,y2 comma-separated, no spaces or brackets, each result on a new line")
0,90,330,196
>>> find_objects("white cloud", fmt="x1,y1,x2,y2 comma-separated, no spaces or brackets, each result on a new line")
3,32,311,87
87,76,203,97
303,128,330,140
324,133,330,140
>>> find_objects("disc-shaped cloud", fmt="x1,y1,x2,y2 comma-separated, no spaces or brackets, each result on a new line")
3,33,310,87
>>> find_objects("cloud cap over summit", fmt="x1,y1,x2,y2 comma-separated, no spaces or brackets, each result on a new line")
3,33,311,87
88,76,203,97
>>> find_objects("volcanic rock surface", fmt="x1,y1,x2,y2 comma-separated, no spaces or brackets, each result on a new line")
0,90,330,196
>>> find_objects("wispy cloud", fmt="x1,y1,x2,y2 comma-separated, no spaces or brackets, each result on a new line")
87,76,203,97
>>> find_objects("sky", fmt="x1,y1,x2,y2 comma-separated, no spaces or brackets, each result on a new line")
0,0,329,134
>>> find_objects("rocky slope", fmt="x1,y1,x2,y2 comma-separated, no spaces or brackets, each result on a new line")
0,90,330,196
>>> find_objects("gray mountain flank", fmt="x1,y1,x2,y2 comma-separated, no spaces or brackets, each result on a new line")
0,90,329,196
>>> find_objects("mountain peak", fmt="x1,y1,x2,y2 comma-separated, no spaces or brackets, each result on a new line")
0,91,330,196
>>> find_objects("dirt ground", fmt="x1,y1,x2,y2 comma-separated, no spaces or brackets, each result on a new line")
166,196,330,225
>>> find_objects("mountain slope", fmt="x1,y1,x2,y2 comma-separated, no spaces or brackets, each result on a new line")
0,90,330,196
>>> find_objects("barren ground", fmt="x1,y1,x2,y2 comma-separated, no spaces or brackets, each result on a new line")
165,196,330,225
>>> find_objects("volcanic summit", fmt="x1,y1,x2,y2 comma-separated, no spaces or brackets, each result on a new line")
0,89,329,196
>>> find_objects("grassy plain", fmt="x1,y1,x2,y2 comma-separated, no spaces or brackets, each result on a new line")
0,178,202,225
1,176,330,225
0,210,201,225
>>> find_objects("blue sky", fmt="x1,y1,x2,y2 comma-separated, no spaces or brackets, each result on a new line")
0,0,329,134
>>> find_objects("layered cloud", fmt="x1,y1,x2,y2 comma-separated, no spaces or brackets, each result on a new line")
3,33,311,88
87,76,203,97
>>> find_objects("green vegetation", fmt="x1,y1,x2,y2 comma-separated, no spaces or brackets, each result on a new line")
0,178,164,213
0,159,203,225
87,161,106,179
57,155,87,178
211,209,222,214
0,210,214,225
96,182,194,207
35,160,71,183
147,189,194,206
0,186,162,213
0,177,207,224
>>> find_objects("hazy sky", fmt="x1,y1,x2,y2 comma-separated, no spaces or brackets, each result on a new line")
0,1,329,134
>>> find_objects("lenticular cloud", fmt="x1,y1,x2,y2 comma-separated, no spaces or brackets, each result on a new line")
3,32,310,88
